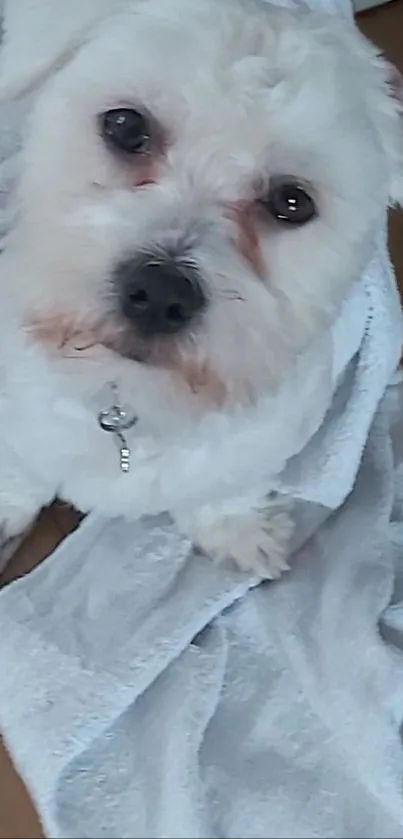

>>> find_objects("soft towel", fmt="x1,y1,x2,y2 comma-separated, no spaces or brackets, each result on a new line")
1,383,403,838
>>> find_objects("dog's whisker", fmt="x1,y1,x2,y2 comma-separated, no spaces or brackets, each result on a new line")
73,341,99,352
62,352,104,362
215,289,245,302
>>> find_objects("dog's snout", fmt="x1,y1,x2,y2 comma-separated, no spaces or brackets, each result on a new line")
118,259,206,337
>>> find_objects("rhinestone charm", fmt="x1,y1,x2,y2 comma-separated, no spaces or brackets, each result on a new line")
98,384,138,473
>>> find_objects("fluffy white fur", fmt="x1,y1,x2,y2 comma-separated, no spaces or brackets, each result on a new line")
0,0,402,577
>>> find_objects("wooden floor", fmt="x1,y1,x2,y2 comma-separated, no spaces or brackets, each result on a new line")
0,2,403,836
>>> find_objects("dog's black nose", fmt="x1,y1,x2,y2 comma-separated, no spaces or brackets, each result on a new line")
119,259,206,337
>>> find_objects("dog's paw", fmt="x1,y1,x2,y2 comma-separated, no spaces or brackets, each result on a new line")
180,499,293,579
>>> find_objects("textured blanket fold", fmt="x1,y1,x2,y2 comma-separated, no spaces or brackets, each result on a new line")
2,384,403,838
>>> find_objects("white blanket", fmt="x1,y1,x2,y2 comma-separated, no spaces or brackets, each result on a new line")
1,381,403,838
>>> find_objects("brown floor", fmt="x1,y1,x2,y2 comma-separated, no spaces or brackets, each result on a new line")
0,3,403,836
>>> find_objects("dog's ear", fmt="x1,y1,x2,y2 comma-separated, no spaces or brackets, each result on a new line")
0,0,127,99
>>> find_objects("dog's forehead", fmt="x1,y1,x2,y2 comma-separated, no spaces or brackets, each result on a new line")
85,0,350,113
42,0,375,194
64,0,358,164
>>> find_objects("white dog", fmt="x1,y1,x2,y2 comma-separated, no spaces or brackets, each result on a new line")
0,0,401,577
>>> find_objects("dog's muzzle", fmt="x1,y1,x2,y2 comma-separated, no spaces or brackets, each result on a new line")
115,257,207,338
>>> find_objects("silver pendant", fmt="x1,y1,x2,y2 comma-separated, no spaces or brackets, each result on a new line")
97,383,138,473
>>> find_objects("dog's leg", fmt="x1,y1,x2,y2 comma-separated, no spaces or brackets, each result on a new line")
175,493,293,579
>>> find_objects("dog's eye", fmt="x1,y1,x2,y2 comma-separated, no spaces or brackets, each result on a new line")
100,108,150,154
263,181,316,225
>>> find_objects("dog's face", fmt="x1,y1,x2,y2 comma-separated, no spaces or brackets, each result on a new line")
6,0,403,403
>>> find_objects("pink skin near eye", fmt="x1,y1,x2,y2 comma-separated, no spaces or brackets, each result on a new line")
132,156,159,187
